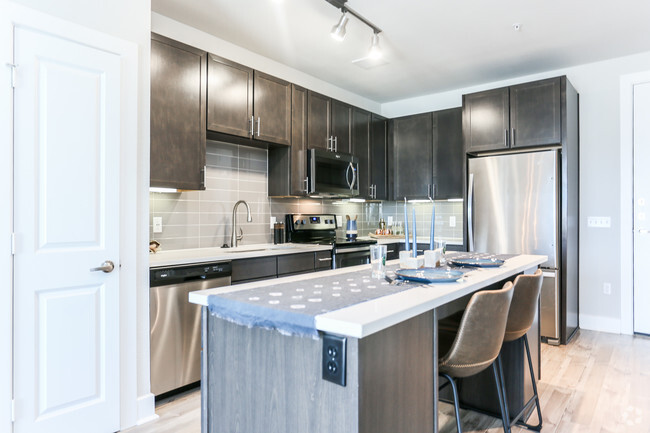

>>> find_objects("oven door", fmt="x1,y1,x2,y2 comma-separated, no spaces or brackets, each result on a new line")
333,246,371,269
308,148,359,197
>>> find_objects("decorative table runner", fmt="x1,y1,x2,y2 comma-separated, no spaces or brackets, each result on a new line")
207,252,514,337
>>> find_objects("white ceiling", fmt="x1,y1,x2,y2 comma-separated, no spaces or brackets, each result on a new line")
151,0,650,103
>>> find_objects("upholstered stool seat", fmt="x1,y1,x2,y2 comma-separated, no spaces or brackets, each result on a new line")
438,281,514,433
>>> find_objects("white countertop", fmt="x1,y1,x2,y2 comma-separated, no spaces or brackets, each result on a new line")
189,254,546,338
149,243,333,268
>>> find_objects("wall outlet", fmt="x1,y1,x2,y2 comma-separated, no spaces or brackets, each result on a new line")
387,216,393,226
603,282,612,295
449,216,456,227
153,217,162,233
322,334,346,386
270,216,277,229
587,216,611,228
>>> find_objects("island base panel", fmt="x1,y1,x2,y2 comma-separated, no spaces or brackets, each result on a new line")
202,309,434,433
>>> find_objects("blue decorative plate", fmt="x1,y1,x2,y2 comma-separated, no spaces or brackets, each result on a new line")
395,268,464,283
449,258,505,268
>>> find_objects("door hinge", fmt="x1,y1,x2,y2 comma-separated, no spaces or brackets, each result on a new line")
11,399,15,423
7,63,16,88
11,232,16,255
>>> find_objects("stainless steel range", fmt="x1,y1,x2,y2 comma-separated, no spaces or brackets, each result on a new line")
286,213,376,269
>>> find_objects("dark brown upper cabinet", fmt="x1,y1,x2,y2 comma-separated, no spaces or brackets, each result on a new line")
351,108,371,198
206,54,253,138
306,91,351,153
509,78,562,148
464,76,563,153
390,108,463,200
390,112,433,200
150,33,206,190
432,108,463,199
252,71,291,146
268,85,308,197
331,100,352,153
370,114,388,200
207,54,291,146
307,91,331,151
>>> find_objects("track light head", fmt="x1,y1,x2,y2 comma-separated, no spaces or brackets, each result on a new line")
330,12,349,41
368,32,382,59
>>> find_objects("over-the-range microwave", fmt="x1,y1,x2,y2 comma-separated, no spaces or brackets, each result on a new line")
307,148,359,198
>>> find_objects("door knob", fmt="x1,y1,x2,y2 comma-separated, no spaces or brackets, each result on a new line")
90,260,115,273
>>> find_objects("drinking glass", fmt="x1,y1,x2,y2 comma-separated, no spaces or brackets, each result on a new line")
370,244,387,279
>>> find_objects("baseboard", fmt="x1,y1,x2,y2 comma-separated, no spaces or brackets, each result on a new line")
579,314,621,334
136,393,158,425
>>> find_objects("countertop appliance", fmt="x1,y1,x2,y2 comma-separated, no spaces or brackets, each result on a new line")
307,148,359,197
150,261,232,397
468,150,578,345
286,213,376,269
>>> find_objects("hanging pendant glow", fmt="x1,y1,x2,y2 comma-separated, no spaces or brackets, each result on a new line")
368,32,382,59
330,13,349,41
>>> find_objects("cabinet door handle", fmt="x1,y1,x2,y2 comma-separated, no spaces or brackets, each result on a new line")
318,257,332,262
386,250,395,253
257,117,261,136
303,177,310,194
250,116,255,136
334,136,338,152
504,129,509,147
327,136,332,151
511,128,515,147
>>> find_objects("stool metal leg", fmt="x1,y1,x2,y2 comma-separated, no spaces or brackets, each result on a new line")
440,373,462,433
491,357,511,433
503,335,543,431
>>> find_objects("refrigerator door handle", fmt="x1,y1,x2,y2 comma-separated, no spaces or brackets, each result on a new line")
468,173,474,251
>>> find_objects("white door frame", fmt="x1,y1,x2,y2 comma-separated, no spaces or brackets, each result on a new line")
620,70,650,335
0,3,146,430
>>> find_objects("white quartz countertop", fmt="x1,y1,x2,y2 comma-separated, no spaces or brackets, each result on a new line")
189,254,546,338
149,243,333,268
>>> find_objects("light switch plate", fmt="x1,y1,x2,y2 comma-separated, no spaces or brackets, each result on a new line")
587,216,611,228
449,216,456,227
270,216,277,229
336,215,343,227
387,216,393,226
153,217,162,233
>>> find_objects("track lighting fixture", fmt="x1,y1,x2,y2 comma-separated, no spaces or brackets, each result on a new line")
330,12,349,41
325,0,384,59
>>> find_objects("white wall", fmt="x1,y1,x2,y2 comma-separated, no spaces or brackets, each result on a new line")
152,13,382,115
382,50,650,334
1,0,153,429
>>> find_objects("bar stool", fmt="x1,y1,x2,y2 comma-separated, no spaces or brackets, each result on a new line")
497,269,544,431
438,281,514,433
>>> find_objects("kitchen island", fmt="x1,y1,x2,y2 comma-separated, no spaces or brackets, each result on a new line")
189,254,546,433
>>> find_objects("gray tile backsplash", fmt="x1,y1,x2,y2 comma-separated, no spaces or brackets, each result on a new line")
150,140,464,251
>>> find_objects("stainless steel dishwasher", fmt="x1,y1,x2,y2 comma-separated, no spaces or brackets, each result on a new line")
149,261,232,397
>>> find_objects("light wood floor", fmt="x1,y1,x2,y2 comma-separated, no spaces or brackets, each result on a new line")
123,330,650,433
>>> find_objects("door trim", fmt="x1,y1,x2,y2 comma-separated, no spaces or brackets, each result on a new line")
620,70,650,335
1,3,147,430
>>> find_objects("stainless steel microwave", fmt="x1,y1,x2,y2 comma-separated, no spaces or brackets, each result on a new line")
307,148,359,198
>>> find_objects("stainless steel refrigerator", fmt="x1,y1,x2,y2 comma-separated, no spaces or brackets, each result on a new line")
468,150,578,344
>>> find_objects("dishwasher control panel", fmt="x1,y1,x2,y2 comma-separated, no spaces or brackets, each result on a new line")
150,261,232,286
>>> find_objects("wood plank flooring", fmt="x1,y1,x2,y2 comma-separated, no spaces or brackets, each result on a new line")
122,330,650,433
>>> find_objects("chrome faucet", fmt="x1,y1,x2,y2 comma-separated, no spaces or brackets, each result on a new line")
230,200,252,248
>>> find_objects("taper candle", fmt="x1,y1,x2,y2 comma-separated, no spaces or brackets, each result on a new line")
404,199,410,251
429,202,435,251
412,208,417,258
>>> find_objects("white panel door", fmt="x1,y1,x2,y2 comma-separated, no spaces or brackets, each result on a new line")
634,81,650,335
13,25,121,433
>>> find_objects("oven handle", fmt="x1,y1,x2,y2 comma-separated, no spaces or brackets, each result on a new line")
334,246,370,254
